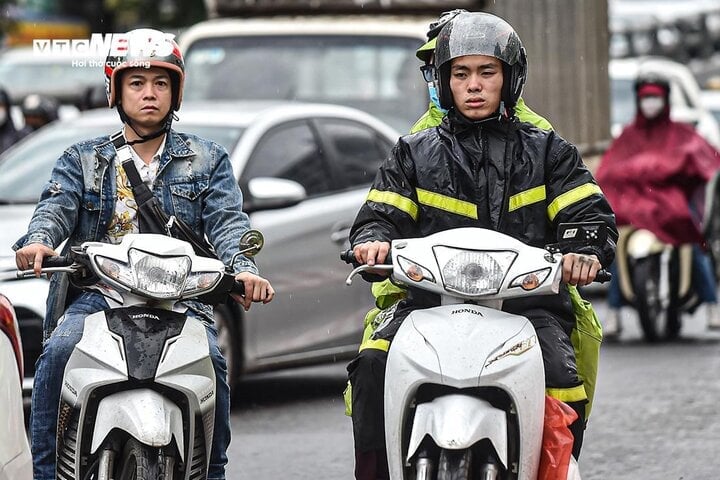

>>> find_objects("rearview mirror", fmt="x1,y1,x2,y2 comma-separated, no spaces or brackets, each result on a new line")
244,177,307,212
238,229,264,258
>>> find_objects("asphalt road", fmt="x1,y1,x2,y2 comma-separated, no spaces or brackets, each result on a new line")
224,297,720,480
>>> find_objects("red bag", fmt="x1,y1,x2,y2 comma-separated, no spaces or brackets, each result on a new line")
538,395,578,480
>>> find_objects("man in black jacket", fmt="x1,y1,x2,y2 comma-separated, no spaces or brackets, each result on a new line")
346,12,617,479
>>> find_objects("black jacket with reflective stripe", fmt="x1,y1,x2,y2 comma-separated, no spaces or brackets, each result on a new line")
351,110,617,268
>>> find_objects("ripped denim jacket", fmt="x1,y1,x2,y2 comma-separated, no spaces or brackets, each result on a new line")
13,129,258,335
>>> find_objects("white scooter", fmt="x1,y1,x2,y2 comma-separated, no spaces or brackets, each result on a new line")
18,231,263,480
344,224,608,480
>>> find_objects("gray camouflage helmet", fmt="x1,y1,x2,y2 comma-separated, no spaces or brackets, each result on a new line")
435,12,527,111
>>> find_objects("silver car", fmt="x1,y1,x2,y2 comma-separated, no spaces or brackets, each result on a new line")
0,100,400,393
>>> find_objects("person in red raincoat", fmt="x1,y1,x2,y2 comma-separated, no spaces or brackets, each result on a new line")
596,73,720,336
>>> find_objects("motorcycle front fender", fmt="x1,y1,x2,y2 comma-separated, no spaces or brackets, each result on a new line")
406,394,508,468
90,389,185,461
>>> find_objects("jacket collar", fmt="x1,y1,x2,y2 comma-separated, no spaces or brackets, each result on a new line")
443,107,510,135
95,128,195,164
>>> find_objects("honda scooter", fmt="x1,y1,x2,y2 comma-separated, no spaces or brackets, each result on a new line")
343,224,608,480
18,231,263,480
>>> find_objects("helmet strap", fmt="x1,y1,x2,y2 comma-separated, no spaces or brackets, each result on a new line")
117,104,174,145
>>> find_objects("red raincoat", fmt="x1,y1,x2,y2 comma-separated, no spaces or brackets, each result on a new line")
596,107,720,246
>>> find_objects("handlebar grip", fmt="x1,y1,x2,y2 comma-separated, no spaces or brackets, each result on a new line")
41,256,72,268
595,270,612,283
230,279,245,296
340,249,356,264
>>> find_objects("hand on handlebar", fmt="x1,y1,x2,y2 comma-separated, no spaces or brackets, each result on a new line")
561,253,602,286
353,241,391,266
231,272,275,312
15,243,57,277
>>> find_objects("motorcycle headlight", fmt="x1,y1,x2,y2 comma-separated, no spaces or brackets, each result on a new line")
95,249,192,298
433,246,516,296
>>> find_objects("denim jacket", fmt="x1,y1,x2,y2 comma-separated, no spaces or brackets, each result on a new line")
13,129,258,332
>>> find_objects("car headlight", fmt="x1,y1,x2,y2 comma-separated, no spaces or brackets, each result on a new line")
96,248,192,298
433,246,516,296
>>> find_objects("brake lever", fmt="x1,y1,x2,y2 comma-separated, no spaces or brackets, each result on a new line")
345,264,393,285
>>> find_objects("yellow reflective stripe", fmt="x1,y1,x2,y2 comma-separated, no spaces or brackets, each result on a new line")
366,189,418,221
547,183,603,221
508,185,546,212
416,188,478,219
546,384,588,403
359,338,390,352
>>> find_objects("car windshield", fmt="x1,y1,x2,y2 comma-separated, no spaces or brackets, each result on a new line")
0,122,245,204
611,77,637,128
0,60,100,103
184,35,427,132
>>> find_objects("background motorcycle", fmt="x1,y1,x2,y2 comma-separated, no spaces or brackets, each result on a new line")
17,230,263,480
613,170,720,342
343,223,608,480
614,226,700,342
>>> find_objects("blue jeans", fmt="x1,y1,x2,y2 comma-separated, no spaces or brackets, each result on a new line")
607,245,718,309
607,261,623,309
30,292,231,480
692,245,718,303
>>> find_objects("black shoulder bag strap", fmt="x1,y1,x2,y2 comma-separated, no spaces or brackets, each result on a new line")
110,131,219,260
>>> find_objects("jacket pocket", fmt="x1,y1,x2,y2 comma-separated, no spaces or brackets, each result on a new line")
77,191,102,241
169,179,209,228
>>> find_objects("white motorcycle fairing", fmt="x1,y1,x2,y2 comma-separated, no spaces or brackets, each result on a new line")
59,307,216,479
386,304,545,480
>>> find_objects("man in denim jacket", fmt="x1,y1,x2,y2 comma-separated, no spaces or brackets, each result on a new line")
13,29,274,480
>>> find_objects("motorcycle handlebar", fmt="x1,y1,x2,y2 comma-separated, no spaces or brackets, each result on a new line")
594,270,612,283
16,255,76,278
41,255,72,268
341,249,612,284
230,279,245,296
340,249,394,266
340,249,355,264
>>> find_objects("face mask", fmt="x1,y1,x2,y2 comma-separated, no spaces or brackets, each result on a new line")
639,96,665,119
427,83,447,114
